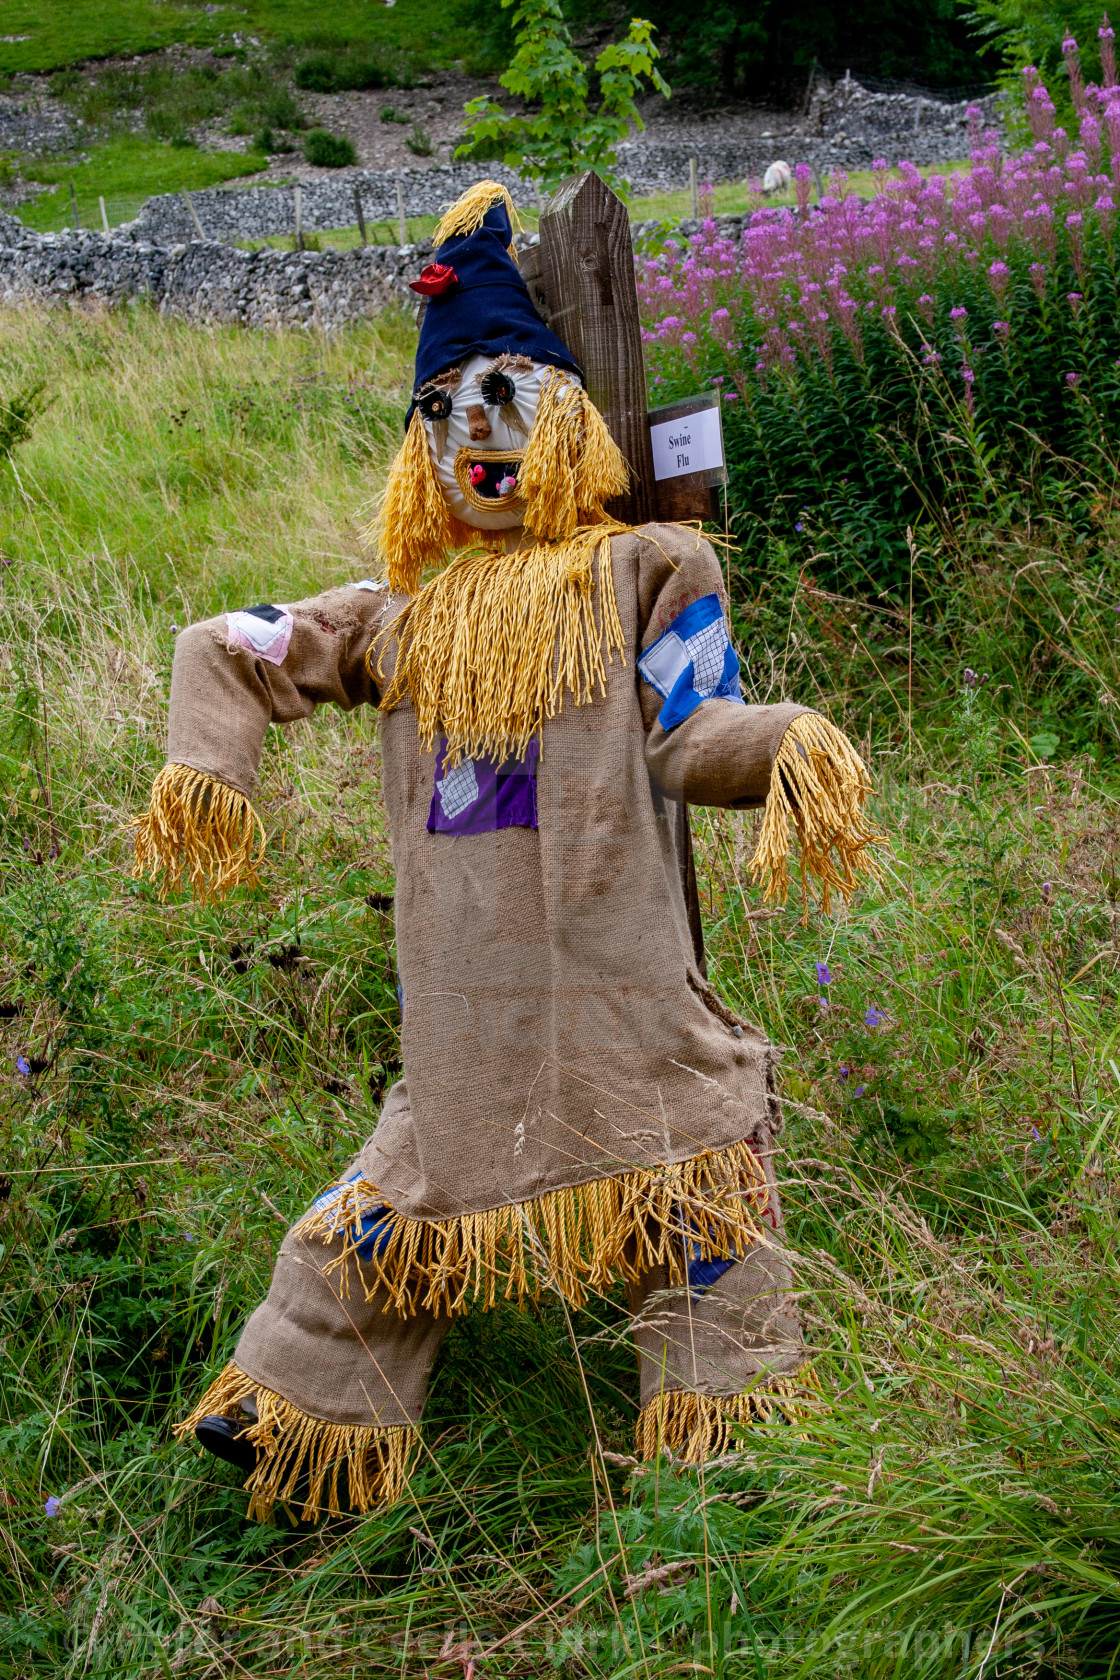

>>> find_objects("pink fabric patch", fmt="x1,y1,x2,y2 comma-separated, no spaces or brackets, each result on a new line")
226,606,293,666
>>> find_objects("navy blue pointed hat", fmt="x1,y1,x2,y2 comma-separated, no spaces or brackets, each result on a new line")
406,181,582,420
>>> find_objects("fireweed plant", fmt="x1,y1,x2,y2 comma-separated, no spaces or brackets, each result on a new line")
638,51,1120,598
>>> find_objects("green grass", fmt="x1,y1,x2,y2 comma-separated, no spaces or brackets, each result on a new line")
0,304,1118,1677
0,0,481,77
16,137,267,232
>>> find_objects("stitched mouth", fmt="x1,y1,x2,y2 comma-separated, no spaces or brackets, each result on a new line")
453,446,525,509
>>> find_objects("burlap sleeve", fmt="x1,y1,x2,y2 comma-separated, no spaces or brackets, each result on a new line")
167,584,390,798
633,525,809,808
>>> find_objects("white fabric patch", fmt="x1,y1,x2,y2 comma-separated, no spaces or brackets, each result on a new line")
436,757,480,819
638,631,690,697
349,579,381,592
227,606,293,665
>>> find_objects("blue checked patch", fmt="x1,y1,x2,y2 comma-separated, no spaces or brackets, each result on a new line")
308,1173,393,1263
638,593,744,731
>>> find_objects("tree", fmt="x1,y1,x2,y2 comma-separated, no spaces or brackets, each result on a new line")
456,0,670,193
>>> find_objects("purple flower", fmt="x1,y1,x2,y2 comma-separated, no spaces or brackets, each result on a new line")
44,1496,61,1518
949,306,969,321
815,962,832,985
795,521,803,532
839,1065,850,1080
1041,881,1053,898
1066,371,1081,388
16,1056,30,1076
864,1005,886,1028
1032,1125,1042,1140
184,1232,197,1243
853,1086,866,1098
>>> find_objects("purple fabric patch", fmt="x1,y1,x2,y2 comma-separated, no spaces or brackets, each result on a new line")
427,740,538,835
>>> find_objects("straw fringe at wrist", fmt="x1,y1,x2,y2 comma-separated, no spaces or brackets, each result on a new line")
296,1137,770,1318
749,712,888,917
636,1374,821,1464
175,1361,419,1522
129,763,264,902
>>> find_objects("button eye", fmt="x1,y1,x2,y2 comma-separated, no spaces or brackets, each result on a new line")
479,369,516,407
417,387,453,421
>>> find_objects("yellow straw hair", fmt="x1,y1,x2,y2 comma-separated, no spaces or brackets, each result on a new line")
129,763,264,902
635,1377,822,1463
432,179,523,250
295,1137,770,1318
175,1361,418,1523
371,408,456,596
519,368,630,543
749,712,887,915
374,525,627,765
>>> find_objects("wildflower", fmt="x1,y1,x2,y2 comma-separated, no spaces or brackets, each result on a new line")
839,1065,850,1080
1041,881,1053,898
815,962,832,985
993,321,1010,338
1066,371,1081,387
1032,1124,1042,1140
864,1005,886,1028
16,1056,30,1076
44,1497,61,1518
962,366,976,384
184,1232,197,1243
795,521,803,532
853,1085,866,1098
949,306,968,320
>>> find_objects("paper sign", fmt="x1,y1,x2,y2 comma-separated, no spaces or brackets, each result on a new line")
650,404,724,481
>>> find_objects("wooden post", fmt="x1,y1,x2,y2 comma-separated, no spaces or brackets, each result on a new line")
69,182,79,231
293,183,303,251
353,184,368,246
539,170,656,525
396,176,407,245
182,190,205,240
99,195,109,236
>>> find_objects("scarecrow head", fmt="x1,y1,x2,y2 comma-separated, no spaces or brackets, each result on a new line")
375,182,629,594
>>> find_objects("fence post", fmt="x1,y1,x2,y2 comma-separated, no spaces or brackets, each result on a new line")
181,191,204,240
396,175,406,245
353,184,368,246
294,183,303,251
689,157,698,219
69,182,79,231
99,196,109,236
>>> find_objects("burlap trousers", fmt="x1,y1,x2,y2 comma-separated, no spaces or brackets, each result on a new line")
179,1130,810,1518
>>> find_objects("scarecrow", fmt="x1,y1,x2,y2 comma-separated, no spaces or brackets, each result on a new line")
132,182,884,1522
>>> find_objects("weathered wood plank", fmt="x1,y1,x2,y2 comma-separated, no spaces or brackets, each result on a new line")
538,171,656,525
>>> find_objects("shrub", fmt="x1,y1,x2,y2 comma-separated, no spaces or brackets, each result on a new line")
405,122,432,156
302,128,358,168
294,49,407,94
638,73,1120,596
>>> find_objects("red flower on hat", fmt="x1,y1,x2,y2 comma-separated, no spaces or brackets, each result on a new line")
409,262,458,297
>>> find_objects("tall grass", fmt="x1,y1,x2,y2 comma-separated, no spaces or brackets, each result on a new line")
0,305,1118,1678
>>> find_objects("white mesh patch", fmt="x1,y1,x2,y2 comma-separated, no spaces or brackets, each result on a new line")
681,618,729,698
436,758,480,819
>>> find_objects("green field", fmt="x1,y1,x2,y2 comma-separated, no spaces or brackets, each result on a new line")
0,0,477,76
0,303,1117,1675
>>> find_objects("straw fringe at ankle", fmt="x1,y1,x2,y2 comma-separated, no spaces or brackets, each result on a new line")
129,763,264,902
296,1138,770,1318
175,1361,418,1522
749,713,887,917
636,1375,821,1463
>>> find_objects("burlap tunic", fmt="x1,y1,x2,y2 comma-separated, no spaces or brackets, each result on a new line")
169,523,804,1225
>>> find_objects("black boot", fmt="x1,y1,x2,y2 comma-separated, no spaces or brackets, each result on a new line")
195,1414,258,1474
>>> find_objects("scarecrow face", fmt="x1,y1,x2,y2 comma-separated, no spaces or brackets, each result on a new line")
417,353,563,530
